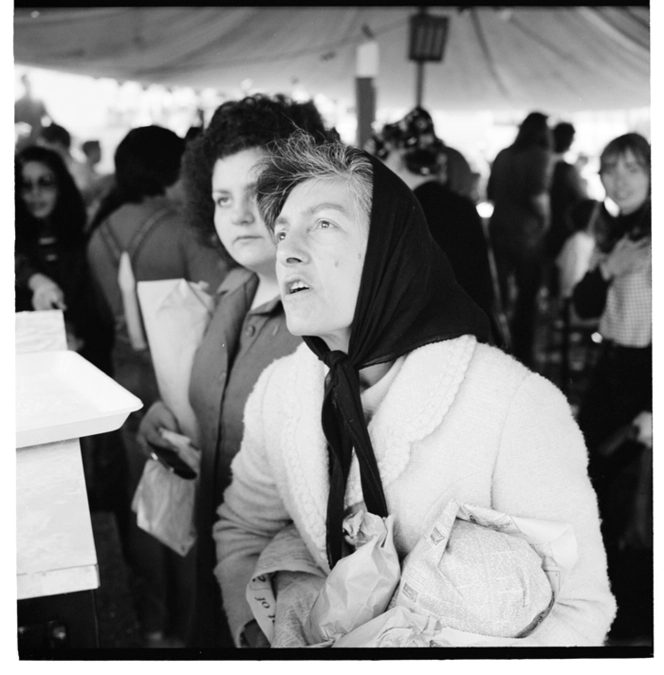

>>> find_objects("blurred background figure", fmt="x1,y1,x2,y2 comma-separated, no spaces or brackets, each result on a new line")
572,132,651,645
371,108,501,346
14,72,51,151
487,111,553,368
81,139,102,188
184,125,203,145
14,145,113,372
80,139,115,221
556,199,604,303
86,124,228,648
546,121,589,300
374,106,476,200
38,122,90,194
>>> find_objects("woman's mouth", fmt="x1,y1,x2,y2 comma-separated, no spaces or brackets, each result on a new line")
283,278,312,296
288,280,310,294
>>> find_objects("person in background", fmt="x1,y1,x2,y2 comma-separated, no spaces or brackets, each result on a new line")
14,145,113,372
373,114,500,347
136,95,330,648
80,139,115,222
38,122,90,194
87,124,228,647
546,122,588,299
555,199,609,303
487,111,553,369
371,106,475,200
572,132,652,644
214,132,615,648
14,73,51,151
184,125,203,145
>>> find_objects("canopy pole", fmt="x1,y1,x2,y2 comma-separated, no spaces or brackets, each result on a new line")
415,61,425,107
355,37,378,149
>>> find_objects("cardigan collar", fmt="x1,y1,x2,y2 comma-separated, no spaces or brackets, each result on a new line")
282,334,477,570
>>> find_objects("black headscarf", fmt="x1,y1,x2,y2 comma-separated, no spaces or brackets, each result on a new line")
302,153,491,567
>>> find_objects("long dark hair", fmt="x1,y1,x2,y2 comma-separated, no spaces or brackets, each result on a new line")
180,94,330,259
15,145,87,248
89,125,185,232
512,112,551,152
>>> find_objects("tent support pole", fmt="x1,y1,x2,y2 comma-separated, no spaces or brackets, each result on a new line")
416,60,425,107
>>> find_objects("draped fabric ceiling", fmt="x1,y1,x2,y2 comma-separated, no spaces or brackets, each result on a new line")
14,6,650,113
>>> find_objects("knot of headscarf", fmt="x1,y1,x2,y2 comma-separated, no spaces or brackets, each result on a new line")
319,348,388,566
302,152,491,569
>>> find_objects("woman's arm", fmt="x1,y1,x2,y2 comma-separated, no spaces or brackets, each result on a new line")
492,373,616,645
213,364,292,646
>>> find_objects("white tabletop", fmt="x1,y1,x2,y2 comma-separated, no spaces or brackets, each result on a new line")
16,310,99,600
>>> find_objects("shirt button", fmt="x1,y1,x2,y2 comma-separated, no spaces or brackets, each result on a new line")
245,324,256,337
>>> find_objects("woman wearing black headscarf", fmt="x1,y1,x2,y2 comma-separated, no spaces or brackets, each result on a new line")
214,134,615,647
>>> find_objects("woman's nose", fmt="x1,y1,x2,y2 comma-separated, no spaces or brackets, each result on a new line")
231,197,255,225
276,230,308,265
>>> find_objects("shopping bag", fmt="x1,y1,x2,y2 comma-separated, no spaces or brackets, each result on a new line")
137,278,213,447
131,429,201,556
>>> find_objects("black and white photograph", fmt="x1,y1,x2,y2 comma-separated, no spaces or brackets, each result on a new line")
9,3,655,665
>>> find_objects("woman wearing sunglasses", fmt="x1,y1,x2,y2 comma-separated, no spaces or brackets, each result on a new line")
15,145,111,371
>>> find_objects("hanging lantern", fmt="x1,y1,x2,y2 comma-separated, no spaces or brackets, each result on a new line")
408,11,449,62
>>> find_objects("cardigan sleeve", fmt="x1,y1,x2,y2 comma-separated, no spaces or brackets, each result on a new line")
213,362,293,646
491,372,616,645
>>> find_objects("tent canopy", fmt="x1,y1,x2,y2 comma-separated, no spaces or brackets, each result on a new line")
14,6,650,113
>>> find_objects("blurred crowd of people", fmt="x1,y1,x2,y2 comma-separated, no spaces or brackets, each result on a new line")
15,82,651,649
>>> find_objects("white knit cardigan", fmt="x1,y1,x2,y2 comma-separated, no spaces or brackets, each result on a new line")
214,336,616,646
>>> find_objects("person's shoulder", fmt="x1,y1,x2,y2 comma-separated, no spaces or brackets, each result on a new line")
471,343,570,411
149,197,185,225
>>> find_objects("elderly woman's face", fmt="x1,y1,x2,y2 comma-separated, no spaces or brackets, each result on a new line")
212,148,277,277
274,179,369,352
20,161,58,221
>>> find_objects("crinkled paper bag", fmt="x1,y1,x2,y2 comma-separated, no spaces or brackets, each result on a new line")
246,524,326,646
137,279,213,446
333,606,443,648
391,499,577,642
303,512,400,645
131,430,200,556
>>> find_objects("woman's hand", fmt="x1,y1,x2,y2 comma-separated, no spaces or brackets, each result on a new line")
241,620,270,648
137,400,181,457
29,273,67,310
632,411,652,449
600,236,650,280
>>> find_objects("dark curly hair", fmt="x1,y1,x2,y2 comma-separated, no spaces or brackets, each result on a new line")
89,125,185,232
15,145,87,247
180,94,329,260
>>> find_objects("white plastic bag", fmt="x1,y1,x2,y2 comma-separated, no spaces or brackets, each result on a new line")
131,430,200,556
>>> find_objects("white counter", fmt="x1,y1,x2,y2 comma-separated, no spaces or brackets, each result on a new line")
16,310,99,600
